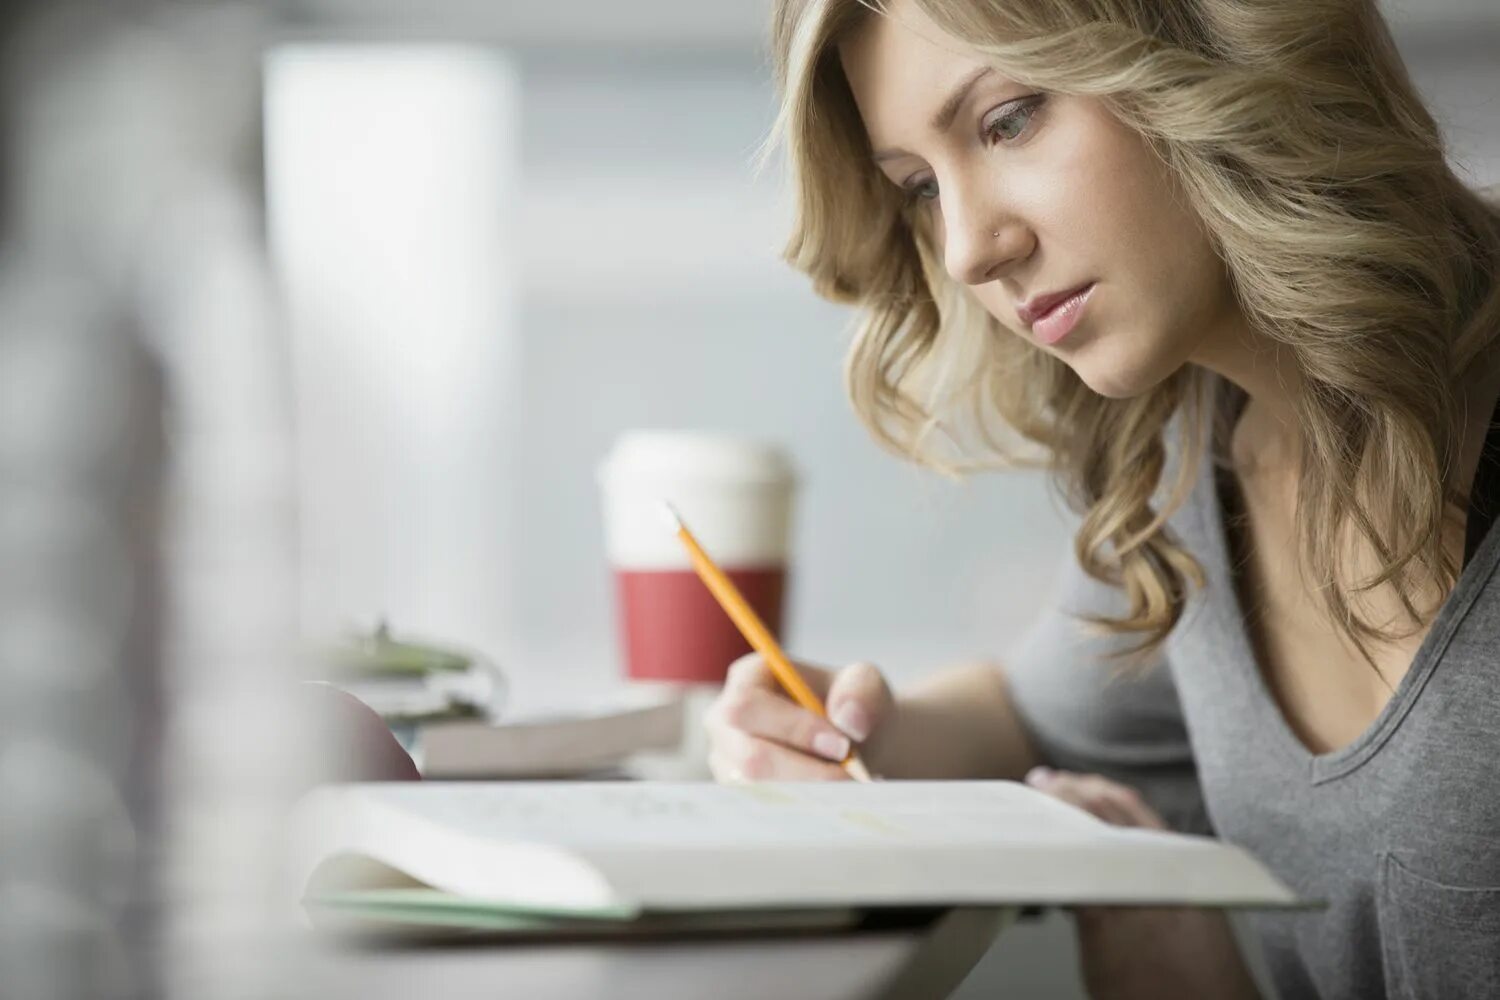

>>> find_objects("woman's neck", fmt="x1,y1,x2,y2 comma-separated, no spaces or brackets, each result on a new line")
1189,314,1304,469
1191,312,1500,493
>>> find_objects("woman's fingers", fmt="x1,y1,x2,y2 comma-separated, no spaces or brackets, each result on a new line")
723,651,834,698
823,661,895,742
707,681,853,762
708,728,851,782
1024,767,1168,830
707,653,896,780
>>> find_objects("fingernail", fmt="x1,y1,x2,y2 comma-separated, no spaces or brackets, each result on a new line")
1024,766,1053,787
831,703,870,742
812,731,851,761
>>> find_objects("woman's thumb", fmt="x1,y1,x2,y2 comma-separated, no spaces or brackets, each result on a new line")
825,662,892,743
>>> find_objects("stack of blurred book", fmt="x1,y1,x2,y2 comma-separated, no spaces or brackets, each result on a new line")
321,620,503,728
318,622,684,778
415,688,684,779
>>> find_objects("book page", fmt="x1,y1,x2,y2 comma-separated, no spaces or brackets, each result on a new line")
371,780,1124,850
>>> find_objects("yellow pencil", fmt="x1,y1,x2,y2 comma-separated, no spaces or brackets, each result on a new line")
660,501,873,782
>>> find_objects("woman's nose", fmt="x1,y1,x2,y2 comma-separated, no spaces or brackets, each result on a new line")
943,198,1034,287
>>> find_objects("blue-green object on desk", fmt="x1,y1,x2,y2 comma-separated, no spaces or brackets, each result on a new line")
323,619,475,678
315,620,507,741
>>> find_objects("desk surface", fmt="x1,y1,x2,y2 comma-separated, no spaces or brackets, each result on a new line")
307,907,1011,1000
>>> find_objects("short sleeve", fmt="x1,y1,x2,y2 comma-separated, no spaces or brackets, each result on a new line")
1004,539,1212,835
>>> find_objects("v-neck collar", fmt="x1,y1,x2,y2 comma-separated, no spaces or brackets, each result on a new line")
1192,376,1500,785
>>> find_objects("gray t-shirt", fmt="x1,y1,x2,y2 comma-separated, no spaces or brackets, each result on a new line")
1005,383,1500,1000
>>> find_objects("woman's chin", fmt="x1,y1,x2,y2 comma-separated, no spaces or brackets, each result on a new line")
1070,345,1178,400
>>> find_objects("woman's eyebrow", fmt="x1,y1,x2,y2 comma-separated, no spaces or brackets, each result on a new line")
871,66,995,163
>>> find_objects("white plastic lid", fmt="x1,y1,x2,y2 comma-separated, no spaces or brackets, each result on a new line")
597,431,797,489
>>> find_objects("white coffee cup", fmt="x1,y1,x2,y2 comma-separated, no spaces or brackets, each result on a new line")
597,431,797,684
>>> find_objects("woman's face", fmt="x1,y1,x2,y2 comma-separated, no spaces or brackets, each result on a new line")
838,1,1240,399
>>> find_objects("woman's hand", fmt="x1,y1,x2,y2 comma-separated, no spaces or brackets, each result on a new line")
1022,766,1168,829
1022,768,1263,1000
704,654,894,781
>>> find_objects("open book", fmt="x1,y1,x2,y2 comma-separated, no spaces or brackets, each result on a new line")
295,780,1305,929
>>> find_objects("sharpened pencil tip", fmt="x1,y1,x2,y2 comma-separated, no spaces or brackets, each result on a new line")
658,500,683,533
843,755,875,783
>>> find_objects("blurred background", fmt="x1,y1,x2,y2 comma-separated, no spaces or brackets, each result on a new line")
1,0,1496,997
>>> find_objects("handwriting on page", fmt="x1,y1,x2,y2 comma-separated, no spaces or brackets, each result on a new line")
386,781,1105,848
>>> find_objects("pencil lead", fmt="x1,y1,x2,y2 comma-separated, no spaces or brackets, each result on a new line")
658,499,684,533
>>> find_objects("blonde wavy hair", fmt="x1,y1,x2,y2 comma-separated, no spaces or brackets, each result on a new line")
769,0,1500,663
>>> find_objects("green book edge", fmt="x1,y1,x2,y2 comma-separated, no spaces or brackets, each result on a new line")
308,887,638,924
303,888,862,935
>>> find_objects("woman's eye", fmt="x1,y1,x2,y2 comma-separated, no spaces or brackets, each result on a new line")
896,96,1044,206
903,177,940,204
983,97,1043,146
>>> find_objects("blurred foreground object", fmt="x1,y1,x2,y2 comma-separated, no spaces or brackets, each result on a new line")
0,3,311,999
301,683,421,785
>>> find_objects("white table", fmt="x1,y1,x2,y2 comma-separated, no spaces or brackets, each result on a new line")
307,907,1013,1000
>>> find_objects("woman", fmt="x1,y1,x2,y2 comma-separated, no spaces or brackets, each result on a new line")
704,1,1500,997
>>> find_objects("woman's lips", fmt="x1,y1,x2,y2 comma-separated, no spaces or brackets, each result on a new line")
1022,283,1095,346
